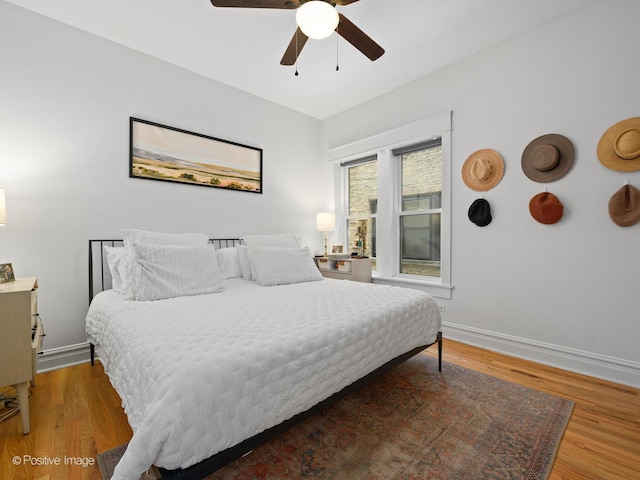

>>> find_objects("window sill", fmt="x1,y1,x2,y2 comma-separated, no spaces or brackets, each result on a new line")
372,274,453,299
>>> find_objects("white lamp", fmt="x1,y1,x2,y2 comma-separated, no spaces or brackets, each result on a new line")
316,212,335,257
296,1,339,40
0,188,6,226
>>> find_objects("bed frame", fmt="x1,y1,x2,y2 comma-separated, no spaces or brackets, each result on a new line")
87,238,443,480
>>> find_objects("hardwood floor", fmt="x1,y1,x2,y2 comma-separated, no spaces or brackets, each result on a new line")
1,338,638,479
0,361,131,480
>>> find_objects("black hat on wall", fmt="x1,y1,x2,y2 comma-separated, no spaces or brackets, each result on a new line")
468,198,492,227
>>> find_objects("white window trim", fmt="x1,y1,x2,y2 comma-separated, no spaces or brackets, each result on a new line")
331,112,453,300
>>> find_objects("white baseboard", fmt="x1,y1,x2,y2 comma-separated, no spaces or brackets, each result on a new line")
36,342,92,373
443,321,640,389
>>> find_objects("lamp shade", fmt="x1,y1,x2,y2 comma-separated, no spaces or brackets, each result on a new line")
316,212,335,231
0,188,6,226
296,1,339,40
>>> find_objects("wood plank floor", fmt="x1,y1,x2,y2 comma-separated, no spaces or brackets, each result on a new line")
1,338,638,479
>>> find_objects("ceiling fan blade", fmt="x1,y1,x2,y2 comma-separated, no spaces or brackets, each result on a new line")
210,0,299,9
337,13,384,61
334,0,360,5
281,28,309,65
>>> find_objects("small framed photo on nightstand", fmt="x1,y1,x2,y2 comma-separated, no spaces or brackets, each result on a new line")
332,244,343,254
0,263,15,283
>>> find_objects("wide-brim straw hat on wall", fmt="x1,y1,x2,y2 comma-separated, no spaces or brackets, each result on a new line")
521,134,575,182
597,117,640,172
462,149,504,191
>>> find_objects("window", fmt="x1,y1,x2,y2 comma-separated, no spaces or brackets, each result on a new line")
345,157,378,269
395,140,442,278
333,112,451,297
342,142,444,280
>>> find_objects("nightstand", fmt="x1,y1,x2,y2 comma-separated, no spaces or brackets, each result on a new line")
314,257,372,283
0,277,41,434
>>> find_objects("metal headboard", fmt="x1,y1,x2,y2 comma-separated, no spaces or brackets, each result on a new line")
88,238,241,303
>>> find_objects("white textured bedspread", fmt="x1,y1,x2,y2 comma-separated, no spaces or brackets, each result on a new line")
86,278,440,480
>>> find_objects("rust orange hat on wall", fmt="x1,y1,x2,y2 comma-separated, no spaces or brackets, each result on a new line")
462,149,504,191
597,117,640,172
608,184,640,227
529,192,563,224
521,134,574,182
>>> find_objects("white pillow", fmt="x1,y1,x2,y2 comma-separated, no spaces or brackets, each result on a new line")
216,247,242,279
122,229,209,247
241,233,301,248
248,247,323,286
104,246,128,292
130,244,223,301
236,244,252,280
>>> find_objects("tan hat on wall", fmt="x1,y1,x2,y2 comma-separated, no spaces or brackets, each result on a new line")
462,149,504,191
521,134,575,183
529,192,564,224
597,117,640,172
608,184,640,227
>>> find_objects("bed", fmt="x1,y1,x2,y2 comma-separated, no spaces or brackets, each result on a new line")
86,232,442,480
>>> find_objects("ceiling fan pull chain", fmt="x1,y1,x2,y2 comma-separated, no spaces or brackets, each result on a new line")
336,25,340,71
295,29,299,76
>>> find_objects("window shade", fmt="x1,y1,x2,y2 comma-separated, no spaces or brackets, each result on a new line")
392,138,442,157
340,154,378,168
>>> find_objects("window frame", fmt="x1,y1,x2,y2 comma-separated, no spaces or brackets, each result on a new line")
394,139,443,281
331,112,452,299
344,156,378,260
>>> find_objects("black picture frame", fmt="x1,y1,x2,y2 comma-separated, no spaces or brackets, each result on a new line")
130,117,262,194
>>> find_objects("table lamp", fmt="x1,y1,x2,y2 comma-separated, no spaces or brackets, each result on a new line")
316,212,335,257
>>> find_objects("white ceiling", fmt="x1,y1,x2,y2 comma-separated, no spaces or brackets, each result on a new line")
7,0,593,119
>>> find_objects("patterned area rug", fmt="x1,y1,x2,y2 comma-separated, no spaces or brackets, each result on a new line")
98,355,573,480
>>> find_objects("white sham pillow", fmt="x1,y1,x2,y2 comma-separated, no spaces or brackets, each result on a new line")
248,247,323,286
130,244,223,301
104,246,129,293
122,229,209,247
241,233,301,248
236,244,252,280
216,247,242,279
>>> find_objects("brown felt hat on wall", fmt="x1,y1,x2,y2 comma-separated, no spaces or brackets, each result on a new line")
462,149,504,191
608,184,640,227
529,192,564,224
521,134,574,183
597,117,640,172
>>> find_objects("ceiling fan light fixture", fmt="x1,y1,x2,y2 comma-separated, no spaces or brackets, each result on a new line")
296,1,339,40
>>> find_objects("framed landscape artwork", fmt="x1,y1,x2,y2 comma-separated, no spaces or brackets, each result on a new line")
130,117,262,194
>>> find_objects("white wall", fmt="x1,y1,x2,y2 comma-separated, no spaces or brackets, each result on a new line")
0,2,332,357
322,0,640,387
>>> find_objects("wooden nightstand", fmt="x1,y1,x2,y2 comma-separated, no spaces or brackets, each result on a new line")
0,277,42,434
314,257,372,283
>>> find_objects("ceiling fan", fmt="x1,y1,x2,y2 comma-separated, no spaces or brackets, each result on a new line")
210,0,385,66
